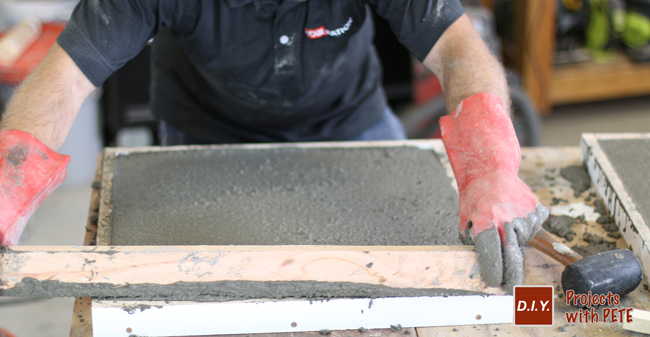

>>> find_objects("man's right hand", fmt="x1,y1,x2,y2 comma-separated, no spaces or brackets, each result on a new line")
0,129,69,246
440,93,548,294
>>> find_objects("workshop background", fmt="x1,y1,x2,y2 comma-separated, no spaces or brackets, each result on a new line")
1,0,650,336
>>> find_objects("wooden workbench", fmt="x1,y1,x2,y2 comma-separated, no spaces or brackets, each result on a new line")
70,147,650,336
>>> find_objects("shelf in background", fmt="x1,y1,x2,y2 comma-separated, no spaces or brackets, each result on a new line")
552,52,650,106
505,0,650,113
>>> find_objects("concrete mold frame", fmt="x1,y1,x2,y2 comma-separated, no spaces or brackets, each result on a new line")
87,140,512,336
581,133,650,283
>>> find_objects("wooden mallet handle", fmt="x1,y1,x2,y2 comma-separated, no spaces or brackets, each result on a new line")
528,227,583,266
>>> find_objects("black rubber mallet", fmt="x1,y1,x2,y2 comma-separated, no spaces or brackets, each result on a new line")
528,228,643,306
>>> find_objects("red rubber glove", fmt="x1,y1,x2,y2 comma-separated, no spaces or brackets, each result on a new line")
0,327,17,337
440,93,548,294
0,129,70,246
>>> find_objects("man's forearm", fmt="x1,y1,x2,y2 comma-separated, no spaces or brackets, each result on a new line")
0,43,95,150
423,15,510,114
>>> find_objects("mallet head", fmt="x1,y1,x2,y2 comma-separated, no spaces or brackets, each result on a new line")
562,249,642,307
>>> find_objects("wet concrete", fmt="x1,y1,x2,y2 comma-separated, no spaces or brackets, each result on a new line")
572,244,615,257
599,139,650,227
1,278,486,301
109,146,461,246
473,227,502,288
543,215,577,241
596,215,612,224
560,165,591,197
607,232,622,239
582,233,614,246
473,205,548,295
593,199,607,216
97,146,471,300
543,214,618,257
598,216,619,232
572,233,616,257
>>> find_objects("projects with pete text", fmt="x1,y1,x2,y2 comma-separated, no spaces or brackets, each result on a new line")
563,290,633,323
519,290,634,323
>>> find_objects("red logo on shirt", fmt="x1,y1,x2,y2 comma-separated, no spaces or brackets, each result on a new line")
305,26,327,39
305,18,353,39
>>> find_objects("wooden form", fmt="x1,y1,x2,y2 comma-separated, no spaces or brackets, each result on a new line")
69,154,103,337
92,296,513,337
580,133,650,283
0,245,502,296
71,145,650,336
84,140,506,336
624,308,650,334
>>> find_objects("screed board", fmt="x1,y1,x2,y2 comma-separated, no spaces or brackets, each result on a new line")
99,141,460,247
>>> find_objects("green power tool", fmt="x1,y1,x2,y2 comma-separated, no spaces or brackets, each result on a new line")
622,0,650,62
585,0,626,61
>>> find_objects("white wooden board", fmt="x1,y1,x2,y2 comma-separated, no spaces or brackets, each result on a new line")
92,295,513,337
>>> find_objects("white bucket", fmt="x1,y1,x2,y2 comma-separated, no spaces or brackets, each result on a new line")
0,0,78,29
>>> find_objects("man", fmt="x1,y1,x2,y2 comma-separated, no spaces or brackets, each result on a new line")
0,0,548,293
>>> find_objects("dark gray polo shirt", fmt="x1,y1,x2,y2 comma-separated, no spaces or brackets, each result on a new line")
57,0,464,143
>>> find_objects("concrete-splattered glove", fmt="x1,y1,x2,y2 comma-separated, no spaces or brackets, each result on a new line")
440,93,549,294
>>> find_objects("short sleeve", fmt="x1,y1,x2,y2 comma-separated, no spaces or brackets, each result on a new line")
368,0,465,62
57,0,183,86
